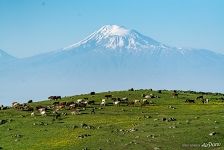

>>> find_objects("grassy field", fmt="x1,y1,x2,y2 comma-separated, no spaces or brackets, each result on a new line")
0,89,224,150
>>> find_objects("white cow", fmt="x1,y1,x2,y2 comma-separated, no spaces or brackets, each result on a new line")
134,100,140,104
114,101,120,106
142,99,148,103
12,102,20,107
101,99,106,106
38,108,46,112
77,99,84,103
40,111,46,116
31,112,35,117
145,95,151,99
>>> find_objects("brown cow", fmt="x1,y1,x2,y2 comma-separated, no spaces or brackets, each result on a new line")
185,99,195,103
105,94,112,99
48,96,61,100
196,95,203,100
172,93,178,98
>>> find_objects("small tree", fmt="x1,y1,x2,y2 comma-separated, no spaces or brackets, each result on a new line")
128,88,134,91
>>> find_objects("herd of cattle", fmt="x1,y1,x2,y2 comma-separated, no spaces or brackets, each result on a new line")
10,94,154,117
1,90,216,118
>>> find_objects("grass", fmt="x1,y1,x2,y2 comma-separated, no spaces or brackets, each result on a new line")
0,89,224,150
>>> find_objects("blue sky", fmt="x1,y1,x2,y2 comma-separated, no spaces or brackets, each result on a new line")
0,0,223,58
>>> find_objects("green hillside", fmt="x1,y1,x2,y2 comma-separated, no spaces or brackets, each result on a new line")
0,89,223,150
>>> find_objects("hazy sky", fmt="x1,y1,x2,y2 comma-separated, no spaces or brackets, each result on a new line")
0,0,223,58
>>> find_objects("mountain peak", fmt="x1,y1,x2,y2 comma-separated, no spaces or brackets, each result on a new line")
98,25,129,36
64,25,163,52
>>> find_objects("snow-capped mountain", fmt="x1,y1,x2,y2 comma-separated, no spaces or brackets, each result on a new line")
1,25,224,105
58,25,223,64
64,25,163,53
45,24,223,71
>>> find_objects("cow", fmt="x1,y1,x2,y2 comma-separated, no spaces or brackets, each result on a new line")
23,105,34,111
69,103,78,110
196,95,203,100
40,110,46,116
172,93,178,98
145,94,156,99
12,102,20,107
86,100,95,105
54,105,64,111
31,112,35,117
113,101,120,106
77,102,87,108
142,99,149,105
134,100,141,106
202,98,209,104
53,101,59,105
100,99,106,106
105,94,112,99
36,105,44,110
77,99,84,103
168,105,176,109
59,102,66,106
138,99,147,106
145,95,151,99
48,96,55,100
0,105,8,110
38,108,46,112
66,101,75,106
48,96,61,100
12,102,26,110
185,99,195,103
120,97,128,104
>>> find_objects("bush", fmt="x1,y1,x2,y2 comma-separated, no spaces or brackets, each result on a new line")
27,100,33,103
90,92,95,95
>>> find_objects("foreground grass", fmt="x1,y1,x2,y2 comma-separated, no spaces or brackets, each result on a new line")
0,89,224,150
